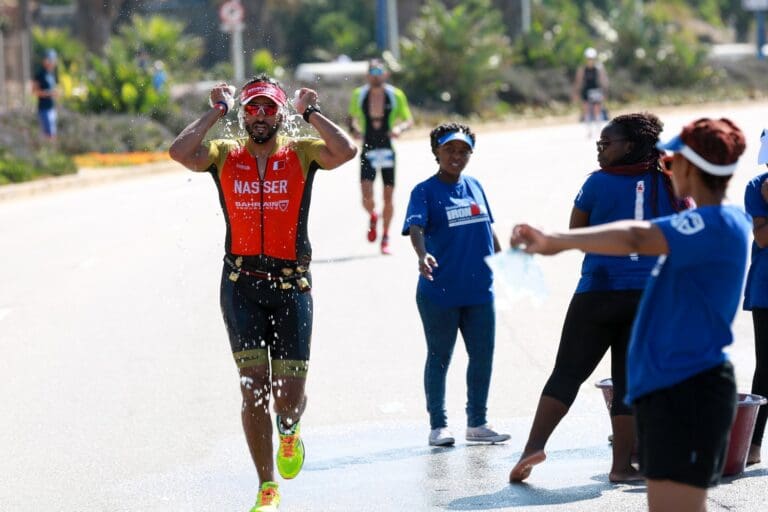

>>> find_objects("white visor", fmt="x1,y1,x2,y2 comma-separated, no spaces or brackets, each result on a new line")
656,135,738,176
759,128,768,165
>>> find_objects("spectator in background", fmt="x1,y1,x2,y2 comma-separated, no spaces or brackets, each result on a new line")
573,47,609,138
744,128,768,465
152,60,167,93
348,58,414,254
31,49,59,140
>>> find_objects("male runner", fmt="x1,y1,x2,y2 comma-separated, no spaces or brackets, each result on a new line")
348,58,413,254
169,75,356,511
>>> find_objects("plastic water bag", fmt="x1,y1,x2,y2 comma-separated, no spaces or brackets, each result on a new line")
485,249,548,305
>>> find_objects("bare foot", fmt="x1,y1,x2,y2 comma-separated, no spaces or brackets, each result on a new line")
609,466,644,483
747,444,761,466
509,450,546,482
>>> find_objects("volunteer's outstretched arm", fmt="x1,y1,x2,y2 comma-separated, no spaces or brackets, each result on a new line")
510,220,669,257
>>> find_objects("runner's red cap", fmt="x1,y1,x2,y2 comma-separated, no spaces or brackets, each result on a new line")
239,82,287,107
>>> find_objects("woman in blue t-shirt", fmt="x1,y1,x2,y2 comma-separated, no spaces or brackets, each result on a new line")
511,118,749,512
510,113,684,484
402,123,509,447
744,128,768,465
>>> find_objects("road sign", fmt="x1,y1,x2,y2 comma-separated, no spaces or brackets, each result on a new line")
218,1,245,81
219,0,244,30
743,0,768,11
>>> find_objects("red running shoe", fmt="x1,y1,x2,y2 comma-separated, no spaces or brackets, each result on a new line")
367,212,378,242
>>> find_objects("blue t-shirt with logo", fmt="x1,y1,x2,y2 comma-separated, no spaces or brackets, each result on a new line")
625,205,751,404
744,172,768,310
401,174,495,307
574,170,680,293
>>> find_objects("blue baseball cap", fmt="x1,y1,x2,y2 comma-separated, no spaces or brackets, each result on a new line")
437,130,474,150
657,134,737,176
759,128,768,165
44,49,57,61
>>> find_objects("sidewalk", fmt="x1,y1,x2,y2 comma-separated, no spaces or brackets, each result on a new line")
0,160,183,202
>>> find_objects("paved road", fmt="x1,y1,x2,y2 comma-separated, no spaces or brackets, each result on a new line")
2,103,768,511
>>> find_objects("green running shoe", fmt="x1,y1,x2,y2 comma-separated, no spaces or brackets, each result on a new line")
250,481,280,512
276,416,305,479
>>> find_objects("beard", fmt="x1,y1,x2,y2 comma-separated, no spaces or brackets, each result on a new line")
246,119,281,144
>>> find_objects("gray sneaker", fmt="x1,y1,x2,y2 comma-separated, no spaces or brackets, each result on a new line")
466,424,511,443
429,427,455,447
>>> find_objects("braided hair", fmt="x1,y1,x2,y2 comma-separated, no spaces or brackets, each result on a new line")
609,112,686,214
609,112,664,165
429,123,476,163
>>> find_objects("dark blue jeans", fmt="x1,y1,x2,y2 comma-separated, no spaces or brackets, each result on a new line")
416,292,495,429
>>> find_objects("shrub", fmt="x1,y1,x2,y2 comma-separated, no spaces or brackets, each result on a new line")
399,0,513,115
251,49,286,79
57,109,174,154
0,153,34,183
603,1,710,88
72,37,170,116
514,1,592,70
0,111,77,183
117,14,203,77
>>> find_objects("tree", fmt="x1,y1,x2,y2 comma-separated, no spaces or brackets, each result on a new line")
399,0,512,115
75,0,130,54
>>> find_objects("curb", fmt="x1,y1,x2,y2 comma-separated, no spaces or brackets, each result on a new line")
0,160,183,202
3,98,766,203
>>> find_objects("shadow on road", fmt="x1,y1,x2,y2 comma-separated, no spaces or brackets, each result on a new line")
305,444,435,471
445,481,612,509
312,253,382,264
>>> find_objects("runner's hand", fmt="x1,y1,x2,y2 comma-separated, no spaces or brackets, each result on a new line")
419,253,438,281
209,82,234,106
294,88,319,114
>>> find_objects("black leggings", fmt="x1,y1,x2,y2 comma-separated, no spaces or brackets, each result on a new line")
542,290,642,416
751,308,768,446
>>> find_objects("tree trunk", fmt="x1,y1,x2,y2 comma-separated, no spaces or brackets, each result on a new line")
75,0,127,54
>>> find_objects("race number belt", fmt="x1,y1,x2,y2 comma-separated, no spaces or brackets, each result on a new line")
224,256,310,292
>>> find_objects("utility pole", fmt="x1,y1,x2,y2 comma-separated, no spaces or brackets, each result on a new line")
0,27,5,109
375,0,387,53
375,0,399,58
387,0,399,59
19,0,31,105
742,0,768,60
219,0,245,82
521,0,531,34
758,10,766,60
